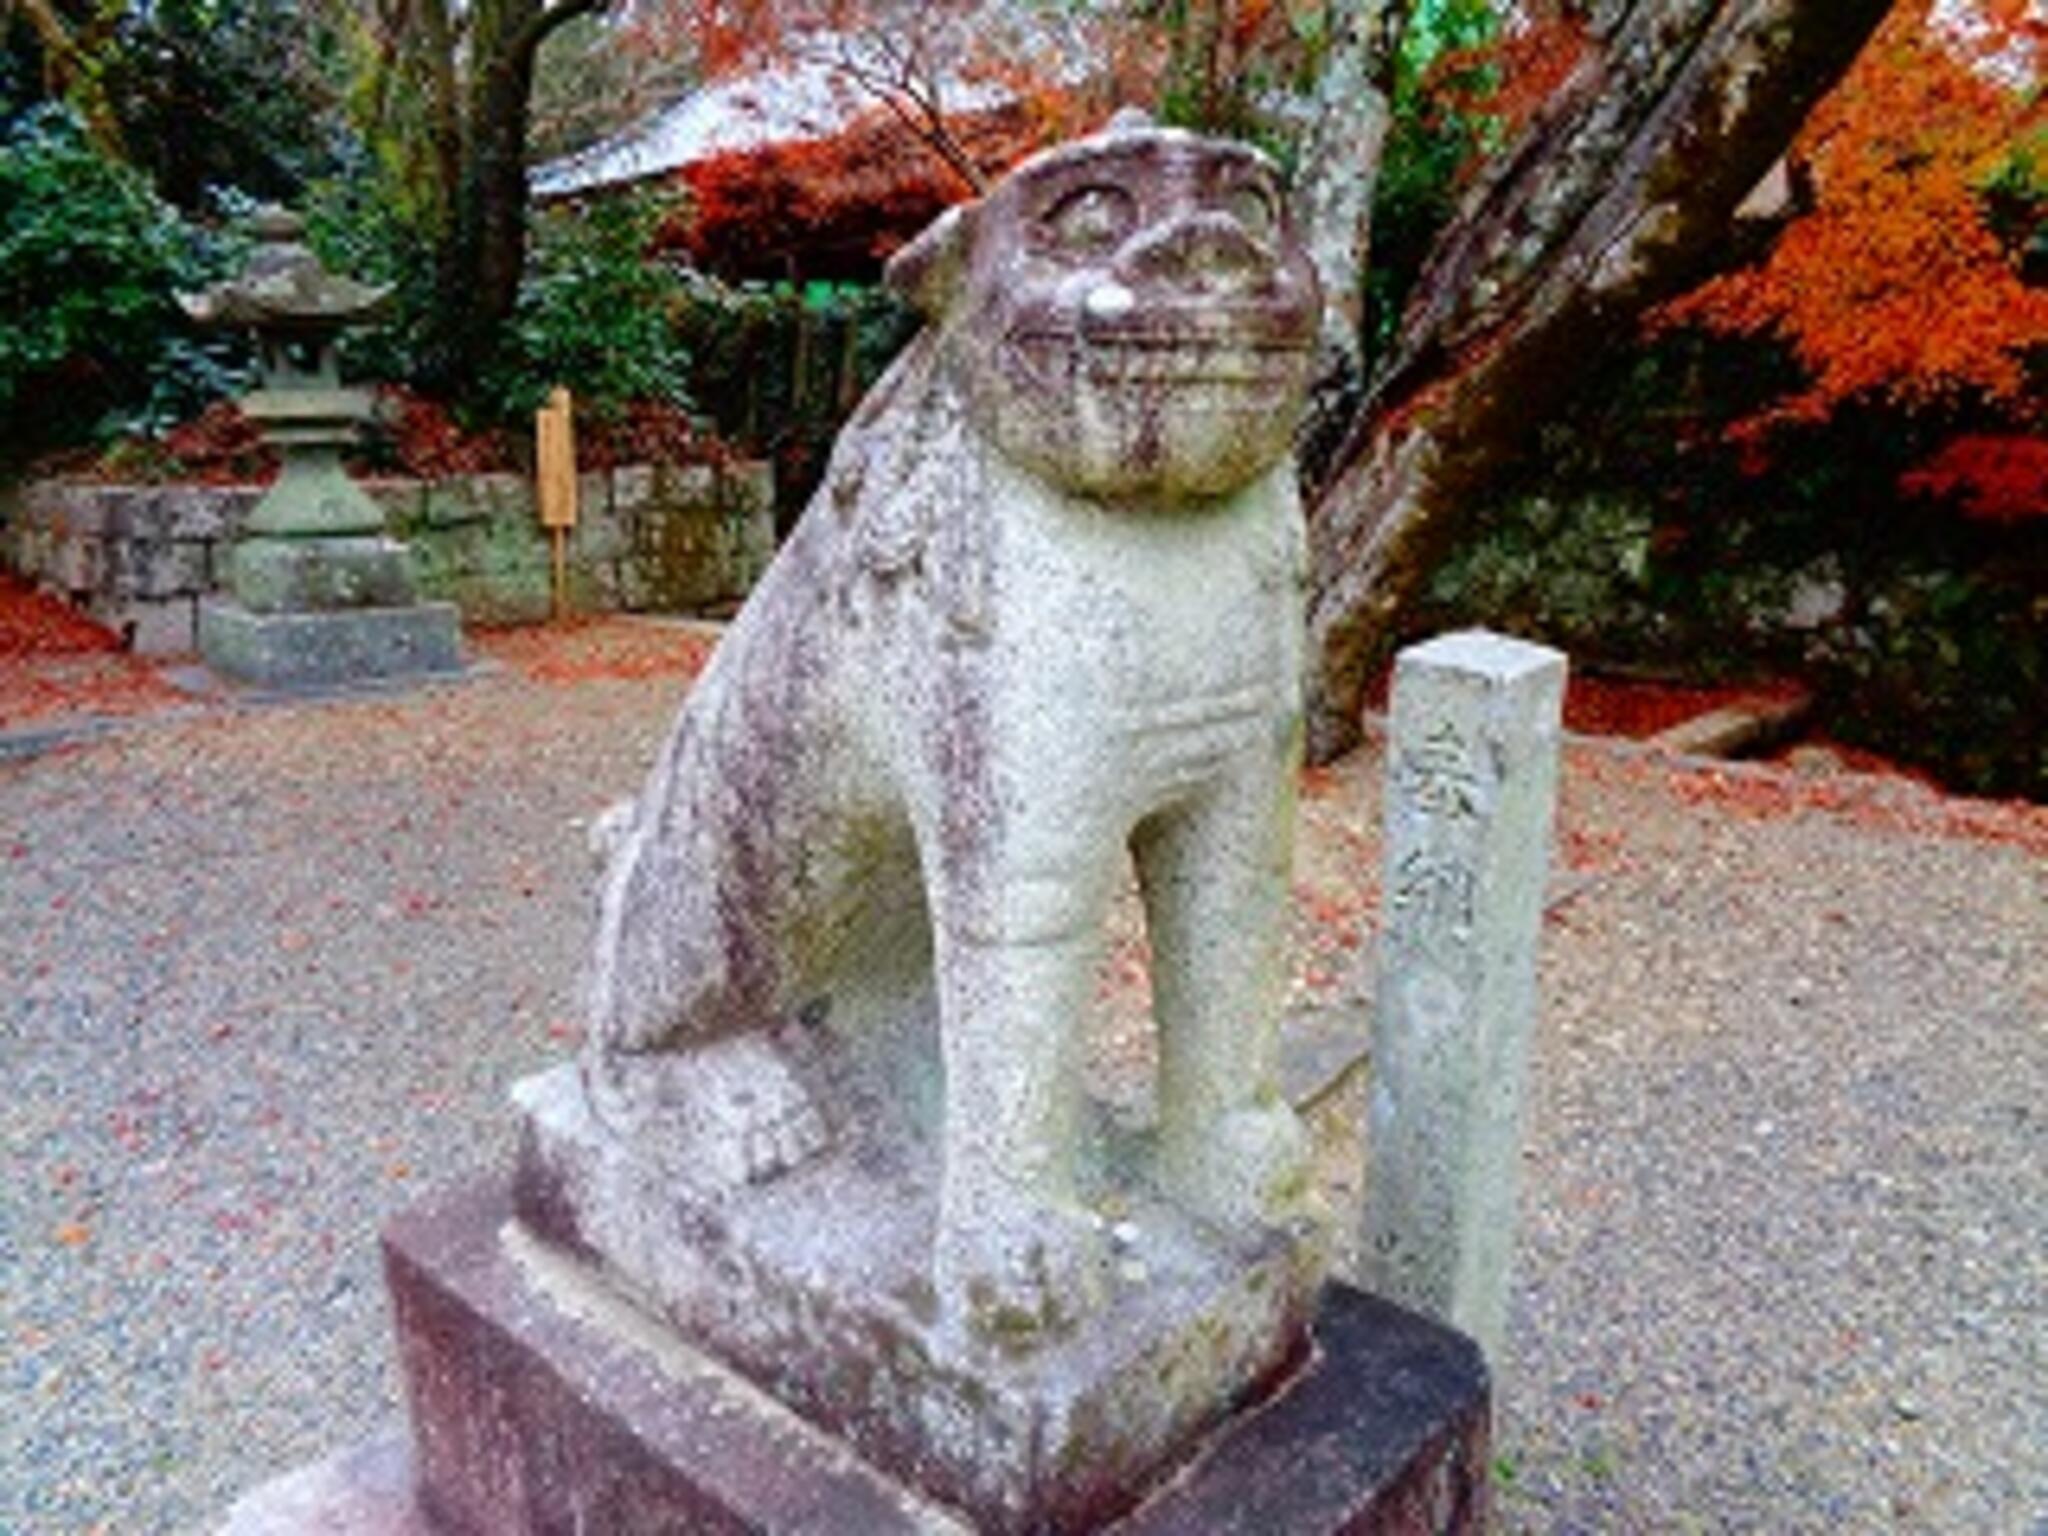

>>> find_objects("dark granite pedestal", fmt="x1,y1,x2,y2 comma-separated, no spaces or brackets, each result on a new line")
319,1175,1490,1536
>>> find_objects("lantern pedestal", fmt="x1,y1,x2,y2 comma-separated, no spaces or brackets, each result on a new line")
198,597,461,691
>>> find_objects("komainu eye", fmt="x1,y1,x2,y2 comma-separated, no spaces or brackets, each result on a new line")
1046,185,1136,253
1222,182,1278,239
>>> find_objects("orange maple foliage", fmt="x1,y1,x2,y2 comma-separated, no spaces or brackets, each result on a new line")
670,103,1043,274
0,572,121,659
1661,0,2048,425
1431,1,1592,143
1487,5,1591,135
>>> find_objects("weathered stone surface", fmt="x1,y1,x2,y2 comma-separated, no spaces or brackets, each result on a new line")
109,535,211,601
156,484,245,541
516,1064,1316,1531
1361,630,1564,1363
376,1175,1486,1536
408,473,531,532
1646,690,1813,759
571,112,1323,1359
230,535,419,612
239,448,388,542
120,596,201,657
4,465,770,640
1119,1288,1490,1534
388,1176,971,1536
50,534,105,598
198,598,461,689
627,462,773,612
218,1432,430,1536
180,206,390,332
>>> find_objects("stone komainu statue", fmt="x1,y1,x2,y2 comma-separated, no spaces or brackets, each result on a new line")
581,113,1321,1338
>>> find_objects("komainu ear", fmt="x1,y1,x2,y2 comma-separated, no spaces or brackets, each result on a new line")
884,202,979,320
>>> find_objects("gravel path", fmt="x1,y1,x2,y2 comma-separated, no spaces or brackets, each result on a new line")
2,623,2042,1534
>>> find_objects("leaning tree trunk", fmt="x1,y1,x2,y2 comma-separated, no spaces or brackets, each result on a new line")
1302,0,1892,763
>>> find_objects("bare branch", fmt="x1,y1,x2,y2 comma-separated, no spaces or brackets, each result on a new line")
799,26,986,195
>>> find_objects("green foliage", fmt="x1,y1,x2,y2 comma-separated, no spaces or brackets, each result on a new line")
1420,329,2047,798
1363,0,1500,365
102,0,345,209
2,0,345,211
0,105,248,466
482,193,697,422
1814,562,2044,798
676,276,919,524
301,146,441,388
1426,492,1669,655
307,176,701,429
1979,124,2048,281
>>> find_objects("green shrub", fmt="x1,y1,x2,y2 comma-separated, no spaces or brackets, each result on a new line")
1417,324,2046,799
1814,563,2045,799
1423,492,1674,657
483,193,696,423
675,277,918,522
0,105,247,464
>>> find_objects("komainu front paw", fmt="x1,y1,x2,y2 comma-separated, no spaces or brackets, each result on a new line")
1159,1100,1314,1233
935,1196,1110,1344
738,1087,831,1184
582,1033,832,1189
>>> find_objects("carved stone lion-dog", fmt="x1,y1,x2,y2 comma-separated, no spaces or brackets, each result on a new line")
578,112,1322,1340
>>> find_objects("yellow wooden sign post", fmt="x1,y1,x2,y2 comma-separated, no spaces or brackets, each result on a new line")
536,385,578,623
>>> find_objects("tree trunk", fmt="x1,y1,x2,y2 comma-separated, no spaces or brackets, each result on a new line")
1301,0,1893,763
463,14,541,372
418,0,605,392
1294,0,1411,367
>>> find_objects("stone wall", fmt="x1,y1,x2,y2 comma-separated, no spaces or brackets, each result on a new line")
1,460,774,654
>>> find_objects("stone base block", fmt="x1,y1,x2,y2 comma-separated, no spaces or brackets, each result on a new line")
231,535,419,613
199,597,461,689
513,1063,1318,1532
378,1173,1490,1536
219,1431,429,1535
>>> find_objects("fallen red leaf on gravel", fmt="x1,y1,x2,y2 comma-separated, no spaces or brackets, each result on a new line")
0,573,123,658
470,620,715,683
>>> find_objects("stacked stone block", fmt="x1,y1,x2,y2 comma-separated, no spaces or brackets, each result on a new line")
1,461,774,654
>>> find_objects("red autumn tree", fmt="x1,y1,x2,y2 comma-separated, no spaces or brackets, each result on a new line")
1660,0,2048,515
670,104,1047,275
621,0,1160,193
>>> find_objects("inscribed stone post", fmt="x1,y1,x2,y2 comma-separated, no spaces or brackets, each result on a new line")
1362,629,1565,1362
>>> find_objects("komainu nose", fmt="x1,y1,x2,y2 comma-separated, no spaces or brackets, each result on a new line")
1116,212,1271,294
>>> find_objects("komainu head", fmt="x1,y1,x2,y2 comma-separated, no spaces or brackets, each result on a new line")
885,112,1320,503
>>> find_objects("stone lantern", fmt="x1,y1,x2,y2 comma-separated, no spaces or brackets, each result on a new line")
182,207,459,688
